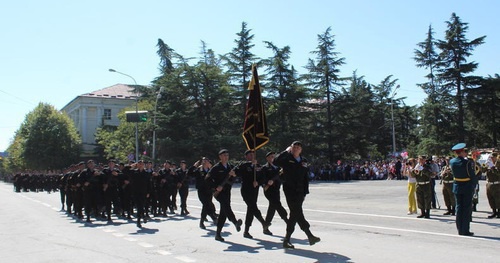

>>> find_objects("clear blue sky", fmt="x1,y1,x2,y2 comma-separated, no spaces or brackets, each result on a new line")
1,0,498,152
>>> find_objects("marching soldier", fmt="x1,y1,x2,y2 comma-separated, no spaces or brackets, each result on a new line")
261,151,288,235
450,143,476,236
176,160,190,216
485,152,500,218
191,157,218,229
414,156,433,218
274,141,320,249
206,149,243,242
73,162,86,219
79,160,105,223
235,149,270,239
102,159,122,222
129,160,151,228
440,157,456,215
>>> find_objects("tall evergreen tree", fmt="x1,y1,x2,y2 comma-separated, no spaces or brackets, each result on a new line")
437,13,486,142
303,27,346,163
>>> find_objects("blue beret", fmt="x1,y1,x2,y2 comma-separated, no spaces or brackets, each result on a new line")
451,143,466,151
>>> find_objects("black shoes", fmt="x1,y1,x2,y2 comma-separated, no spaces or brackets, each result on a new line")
235,219,242,232
263,229,273,235
283,240,295,249
215,235,225,242
243,232,253,239
308,235,321,246
460,232,474,236
199,222,206,229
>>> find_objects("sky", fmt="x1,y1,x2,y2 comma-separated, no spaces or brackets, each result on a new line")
1,0,499,152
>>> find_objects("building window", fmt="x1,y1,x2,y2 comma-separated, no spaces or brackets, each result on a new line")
103,109,112,120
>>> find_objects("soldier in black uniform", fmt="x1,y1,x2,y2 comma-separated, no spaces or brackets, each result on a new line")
158,161,176,215
79,160,105,223
235,149,270,239
190,157,218,229
149,164,162,217
176,160,190,215
274,141,320,249
206,149,243,242
261,151,289,235
120,163,134,219
102,159,122,222
73,162,86,219
129,160,151,228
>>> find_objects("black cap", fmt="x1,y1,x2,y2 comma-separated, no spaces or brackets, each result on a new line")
87,159,94,164
180,160,187,164
265,151,275,157
291,141,302,146
218,149,229,155
78,161,85,166
108,159,117,163
244,149,254,155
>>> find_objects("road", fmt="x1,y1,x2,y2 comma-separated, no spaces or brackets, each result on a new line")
0,180,498,263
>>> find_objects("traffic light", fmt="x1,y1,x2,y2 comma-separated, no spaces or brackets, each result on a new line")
125,111,148,122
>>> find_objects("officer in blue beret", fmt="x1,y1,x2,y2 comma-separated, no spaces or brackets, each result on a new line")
449,143,476,236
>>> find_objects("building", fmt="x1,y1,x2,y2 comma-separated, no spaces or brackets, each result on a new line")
61,84,137,157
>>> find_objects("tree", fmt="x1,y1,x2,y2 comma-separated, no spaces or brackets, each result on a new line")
223,22,258,113
437,13,486,142
262,41,307,148
303,27,346,163
6,103,81,171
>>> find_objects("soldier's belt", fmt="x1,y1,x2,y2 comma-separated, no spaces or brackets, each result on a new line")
487,181,500,185
417,181,430,185
454,178,470,182
443,180,454,184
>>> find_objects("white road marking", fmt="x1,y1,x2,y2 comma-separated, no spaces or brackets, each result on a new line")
124,237,137,242
309,219,497,242
157,250,172,255
112,233,125,237
102,229,116,233
138,242,154,248
175,256,196,262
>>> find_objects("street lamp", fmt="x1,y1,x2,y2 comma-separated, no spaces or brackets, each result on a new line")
109,68,139,163
390,85,400,158
152,86,165,163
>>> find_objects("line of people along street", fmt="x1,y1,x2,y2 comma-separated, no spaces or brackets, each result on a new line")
8,140,320,249
6,141,499,243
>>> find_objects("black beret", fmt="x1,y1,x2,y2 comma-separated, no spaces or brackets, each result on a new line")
265,151,275,157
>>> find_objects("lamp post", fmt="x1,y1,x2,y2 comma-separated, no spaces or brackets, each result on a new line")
390,85,400,158
152,86,165,163
109,68,139,163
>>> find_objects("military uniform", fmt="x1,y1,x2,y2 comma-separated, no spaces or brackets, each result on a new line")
450,143,476,236
441,163,456,215
415,159,433,218
176,161,190,215
485,153,500,218
190,160,217,229
206,149,242,242
273,141,320,249
261,152,288,235
235,151,269,239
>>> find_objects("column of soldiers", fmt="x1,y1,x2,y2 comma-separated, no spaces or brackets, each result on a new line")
9,141,323,249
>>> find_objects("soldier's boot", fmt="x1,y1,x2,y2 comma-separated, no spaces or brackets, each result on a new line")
199,219,206,230
451,207,456,216
305,229,321,246
496,209,500,218
443,207,452,215
425,209,430,218
243,225,253,239
209,213,218,225
473,204,477,212
487,209,497,219
283,233,294,249
417,209,426,218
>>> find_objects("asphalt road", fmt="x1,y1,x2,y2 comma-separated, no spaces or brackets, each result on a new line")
0,180,498,263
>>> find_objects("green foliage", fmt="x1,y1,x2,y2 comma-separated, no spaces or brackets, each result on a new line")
6,103,81,171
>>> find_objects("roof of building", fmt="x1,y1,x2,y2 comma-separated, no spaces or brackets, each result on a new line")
80,84,138,99
61,84,138,111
